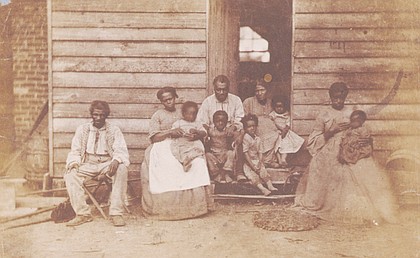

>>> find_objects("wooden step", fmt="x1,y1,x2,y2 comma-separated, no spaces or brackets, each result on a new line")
267,168,290,184
213,194,295,200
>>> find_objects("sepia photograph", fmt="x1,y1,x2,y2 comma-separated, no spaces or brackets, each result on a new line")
0,0,419,257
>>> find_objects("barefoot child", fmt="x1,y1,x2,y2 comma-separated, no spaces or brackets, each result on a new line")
269,95,305,167
205,110,235,183
241,114,278,195
170,101,207,171
338,110,373,164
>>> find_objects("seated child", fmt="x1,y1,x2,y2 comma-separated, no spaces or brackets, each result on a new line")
269,95,305,167
205,110,235,183
170,101,207,172
241,114,278,196
339,110,373,164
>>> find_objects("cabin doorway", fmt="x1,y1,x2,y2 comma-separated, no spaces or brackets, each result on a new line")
208,0,293,101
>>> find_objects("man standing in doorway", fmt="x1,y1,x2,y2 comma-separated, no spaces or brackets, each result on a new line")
197,75,247,182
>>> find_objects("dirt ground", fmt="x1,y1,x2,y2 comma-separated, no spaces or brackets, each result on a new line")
1,199,418,258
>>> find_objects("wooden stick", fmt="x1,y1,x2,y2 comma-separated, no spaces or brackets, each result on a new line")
0,206,56,224
213,194,296,200
2,218,51,231
81,183,107,220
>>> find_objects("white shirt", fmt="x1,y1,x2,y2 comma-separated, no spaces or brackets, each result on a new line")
196,93,244,130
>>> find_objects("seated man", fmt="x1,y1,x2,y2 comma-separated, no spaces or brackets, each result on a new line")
64,100,130,227
197,75,246,182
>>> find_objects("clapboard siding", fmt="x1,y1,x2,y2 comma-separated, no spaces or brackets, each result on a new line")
53,73,207,88
293,104,420,121
298,135,419,152
53,57,206,73
293,0,420,165
292,120,420,137
52,12,206,29
293,89,420,105
53,103,165,118
294,42,418,58
294,58,418,74
52,0,206,13
295,13,418,29
52,28,206,41
53,42,206,57
53,88,207,104
50,0,207,177
295,0,419,13
293,72,418,90
295,29,420,42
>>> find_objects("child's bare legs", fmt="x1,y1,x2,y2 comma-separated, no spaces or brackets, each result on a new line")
276,152,288,167
257,183,271,196
221,169,233,183
266,180,278,191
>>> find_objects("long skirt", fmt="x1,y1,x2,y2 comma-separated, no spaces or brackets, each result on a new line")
295,135,398,224
141,145,213,220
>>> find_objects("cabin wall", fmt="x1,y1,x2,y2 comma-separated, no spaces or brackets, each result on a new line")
50,0,207,177
292,0,420,165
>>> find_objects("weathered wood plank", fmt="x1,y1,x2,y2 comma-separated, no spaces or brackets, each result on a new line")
293,89,420,105
292,120,420,136
52,0,206,12
294,42,418,58
52,57,206,73
52,72,207,88
299,135,419,151
372,135,420,151
53,132,151,149
53,163,142,178
53,41,206,58
53,88,207,104
53,118,149,133
292,72,418,90
295,13,418,29
52,12,206,29
293,104,420,120
294,58,418,73
294,28,420,42
52,28,206,41
295,0,419,13
53,103,165,118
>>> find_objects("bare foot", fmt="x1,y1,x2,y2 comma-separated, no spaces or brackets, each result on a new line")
268,186,278,191
279,161,288,168
267,162,280,169
261,188,271,196
224,174,233,183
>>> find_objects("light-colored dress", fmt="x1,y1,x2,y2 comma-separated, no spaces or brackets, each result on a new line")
269,111,305,154
295,106,398,224
243,96,278,163
141,108,212,220
242,133,270,185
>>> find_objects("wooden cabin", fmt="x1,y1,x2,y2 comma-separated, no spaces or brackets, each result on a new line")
49,0,419,180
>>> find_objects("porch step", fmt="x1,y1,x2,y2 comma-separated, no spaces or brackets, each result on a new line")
267,168,290,184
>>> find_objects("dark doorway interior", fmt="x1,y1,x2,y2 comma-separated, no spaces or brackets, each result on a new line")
237,0,292,101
